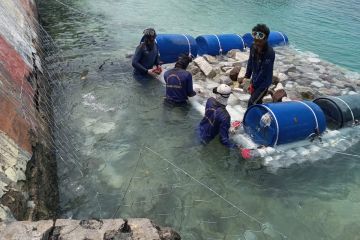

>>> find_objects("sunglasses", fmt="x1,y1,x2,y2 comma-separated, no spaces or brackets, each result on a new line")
252,31,266,40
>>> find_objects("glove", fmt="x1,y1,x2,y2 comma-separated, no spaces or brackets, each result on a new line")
151,65,162,74
231,121,242,129
241,148,252,159
248,83,254,94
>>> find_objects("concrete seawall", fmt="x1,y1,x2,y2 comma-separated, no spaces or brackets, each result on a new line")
0,0,58,221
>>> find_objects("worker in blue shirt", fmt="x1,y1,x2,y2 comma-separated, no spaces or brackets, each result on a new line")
164,54,196,106
132,28,162,77
198,84,238,148
243,24,275,107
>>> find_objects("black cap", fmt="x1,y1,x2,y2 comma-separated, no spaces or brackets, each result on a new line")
175,54,192,69
143,28,156,37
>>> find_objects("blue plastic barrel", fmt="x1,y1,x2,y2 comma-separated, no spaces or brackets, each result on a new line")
243,101,326,146
196,34,245,56
155,34,197,64
243,31,289,48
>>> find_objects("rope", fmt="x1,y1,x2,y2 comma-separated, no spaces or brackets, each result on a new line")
112,147,144,218
295,101,320,132
332,96,355,125
275,31,287,45
144,146,288,239
261,105,280,146
182,34,192,57
321,149,360,158
236,34,245,50
53,0,100,20
213,34,223,55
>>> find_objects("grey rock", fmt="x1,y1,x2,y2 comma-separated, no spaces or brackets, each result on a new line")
286,66,297,73
219,76,232,85
287,72,301,78
318,88,340,96
229,66,241,81
311,81,324,88
187,62,200,75
333,81,346,88
296,86,316,100
158,227,181,240
278,73,288,82
234,51,249,62
0,220,53,240
203,54,218,64
194,57,216,78
226,49,241,58
193,72,206,81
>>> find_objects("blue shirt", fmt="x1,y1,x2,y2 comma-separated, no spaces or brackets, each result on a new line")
245,43,275,90
198,97,237,148
164,68,196,104
132,43,160,75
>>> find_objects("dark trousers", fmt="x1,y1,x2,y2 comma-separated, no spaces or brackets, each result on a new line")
247,88,268,108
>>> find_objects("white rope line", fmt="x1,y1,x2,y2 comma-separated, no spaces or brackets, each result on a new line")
236,34,245,50
332,96,355,124
53,0,99,20
275,31,287,45
321,149,360,158
144,146,288,239
295,101,320,131
182,34,192,57
261,105,280,146
213,34,222,55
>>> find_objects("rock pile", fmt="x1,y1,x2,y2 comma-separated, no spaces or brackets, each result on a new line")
167,47,360,106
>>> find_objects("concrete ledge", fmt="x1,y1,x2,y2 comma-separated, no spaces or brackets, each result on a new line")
0,218,181,240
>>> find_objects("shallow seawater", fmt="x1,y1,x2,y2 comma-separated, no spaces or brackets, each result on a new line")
37,0,360,239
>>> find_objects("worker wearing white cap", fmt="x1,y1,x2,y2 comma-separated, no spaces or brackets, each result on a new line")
198,84,238,148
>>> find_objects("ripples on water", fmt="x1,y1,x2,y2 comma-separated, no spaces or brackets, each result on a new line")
37,0,360,239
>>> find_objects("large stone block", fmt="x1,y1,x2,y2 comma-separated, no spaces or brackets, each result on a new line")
54,218,161,240
194,57,216,78
234,51,249,62
0,220,53,240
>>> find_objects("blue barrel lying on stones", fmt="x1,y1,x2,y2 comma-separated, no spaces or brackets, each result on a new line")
155,34,197,64
243,101,326,146
313,94,360,129
243,31,289,48
196,34,245,56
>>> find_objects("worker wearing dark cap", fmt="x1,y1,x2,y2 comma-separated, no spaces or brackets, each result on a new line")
132,28,162,77
163,54,196,106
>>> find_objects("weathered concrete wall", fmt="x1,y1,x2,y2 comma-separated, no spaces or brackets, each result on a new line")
0,0,58,221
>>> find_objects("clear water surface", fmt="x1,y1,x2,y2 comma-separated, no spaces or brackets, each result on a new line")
37,0,360,239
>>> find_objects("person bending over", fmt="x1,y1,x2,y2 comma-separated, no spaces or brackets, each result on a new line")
198,84,238,148
164,54,196,106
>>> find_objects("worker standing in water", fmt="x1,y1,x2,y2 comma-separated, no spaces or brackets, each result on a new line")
241,24,275,107
163,54,196,106
198,84,239,148
132,28,162,78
